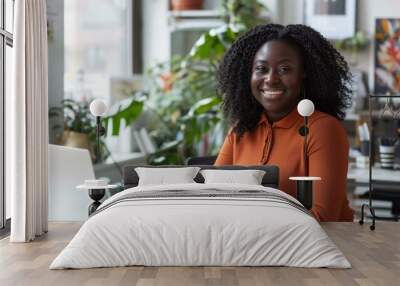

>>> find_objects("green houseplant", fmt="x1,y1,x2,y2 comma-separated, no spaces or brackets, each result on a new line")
145,0,269,165
49,99,97,160
102,94,146,136
220,0,268,29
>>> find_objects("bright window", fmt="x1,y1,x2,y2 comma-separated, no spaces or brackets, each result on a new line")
64,0,132,105
5,0,13,33
1,0,14,230
4,44,11,221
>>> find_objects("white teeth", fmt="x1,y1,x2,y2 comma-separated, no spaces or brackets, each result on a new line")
263,91,283,95
261,90,284,98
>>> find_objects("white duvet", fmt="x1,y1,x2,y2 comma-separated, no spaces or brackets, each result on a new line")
50,183,351,269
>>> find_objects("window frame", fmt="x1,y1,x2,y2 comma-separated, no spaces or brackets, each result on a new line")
0,0,13,232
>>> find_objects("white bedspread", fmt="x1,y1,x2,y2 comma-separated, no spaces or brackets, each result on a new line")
50,183,351,269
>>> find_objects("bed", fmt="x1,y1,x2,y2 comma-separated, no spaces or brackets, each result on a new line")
50,165,350,269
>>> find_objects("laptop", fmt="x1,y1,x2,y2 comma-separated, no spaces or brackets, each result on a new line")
48,144,95,221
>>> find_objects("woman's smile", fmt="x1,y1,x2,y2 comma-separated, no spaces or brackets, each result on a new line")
260,89,285,100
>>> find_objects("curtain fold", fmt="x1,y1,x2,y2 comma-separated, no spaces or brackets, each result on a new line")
10,0,48,242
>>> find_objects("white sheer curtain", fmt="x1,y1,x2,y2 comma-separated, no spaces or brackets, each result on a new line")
9,0,48,242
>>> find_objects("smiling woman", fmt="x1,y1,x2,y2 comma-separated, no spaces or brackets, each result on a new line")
215,24,354,222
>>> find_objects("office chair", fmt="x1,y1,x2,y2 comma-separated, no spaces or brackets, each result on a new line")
185,155,217,165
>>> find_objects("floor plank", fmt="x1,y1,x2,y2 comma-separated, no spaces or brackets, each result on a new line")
0,222,399,286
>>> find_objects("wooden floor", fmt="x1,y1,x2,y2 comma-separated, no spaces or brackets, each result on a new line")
0,222,399,286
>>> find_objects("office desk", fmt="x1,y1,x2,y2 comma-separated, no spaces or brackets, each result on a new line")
347,165,400,217
347,165,400,183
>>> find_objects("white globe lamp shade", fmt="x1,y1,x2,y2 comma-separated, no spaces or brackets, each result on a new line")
297,99,315,117
90,99,107,117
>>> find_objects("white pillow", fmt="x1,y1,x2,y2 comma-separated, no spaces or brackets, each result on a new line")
200,169,266,185
135,167,201,186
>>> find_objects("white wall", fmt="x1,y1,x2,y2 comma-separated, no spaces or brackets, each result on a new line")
358,0,400,35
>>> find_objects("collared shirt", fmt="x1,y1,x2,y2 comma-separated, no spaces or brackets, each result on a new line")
215,108,354,222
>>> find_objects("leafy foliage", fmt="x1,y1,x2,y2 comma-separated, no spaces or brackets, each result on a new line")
102,95,146,136
220,0,268,29
49,99,105,162
49,99,94,134
145,1,269,165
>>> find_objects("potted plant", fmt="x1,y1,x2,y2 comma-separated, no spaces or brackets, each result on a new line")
49,99,97,160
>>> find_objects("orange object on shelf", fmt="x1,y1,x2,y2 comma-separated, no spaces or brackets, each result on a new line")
171,0,203,11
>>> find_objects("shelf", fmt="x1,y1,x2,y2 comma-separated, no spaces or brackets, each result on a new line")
168,9,271,19
168,9,223,32
169,19,224,32
168,10,221,18
347,164,400,183
168,9,271,32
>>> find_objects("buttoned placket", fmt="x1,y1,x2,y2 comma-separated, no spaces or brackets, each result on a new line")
261,124,273,164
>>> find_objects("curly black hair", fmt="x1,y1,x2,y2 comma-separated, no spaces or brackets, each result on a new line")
217,24,352,138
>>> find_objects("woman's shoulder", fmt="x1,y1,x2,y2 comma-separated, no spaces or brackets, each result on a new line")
308,110,345,131
308,110,349,146
308,111,348,142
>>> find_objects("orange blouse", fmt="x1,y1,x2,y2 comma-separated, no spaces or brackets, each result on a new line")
215,108,354,222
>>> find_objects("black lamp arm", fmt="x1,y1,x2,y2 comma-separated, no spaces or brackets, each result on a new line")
293,115,313,210
96,116,106,136
298,116,309,175
304,116,308,176
95,116,106,163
